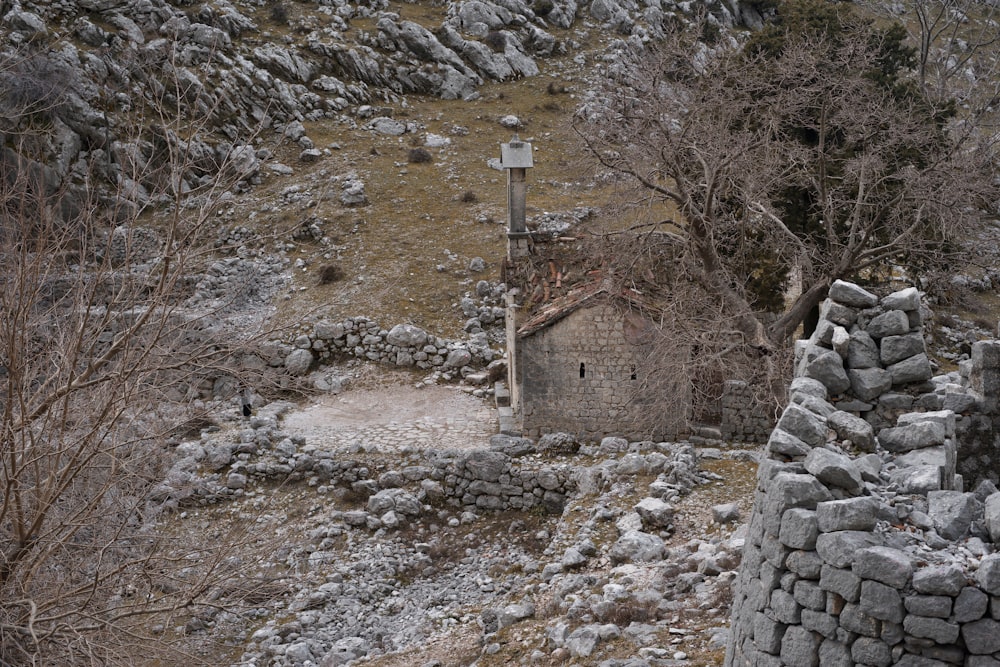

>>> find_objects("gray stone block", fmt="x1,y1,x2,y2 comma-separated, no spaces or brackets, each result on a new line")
840,602,880,637
804,350,851,395
962,618,1000,654
856,453,882,482
942,391,976,413
805,448,864,494
860,579,903,623
818,637,852,667
879,392,915,410
978,554,1000,595
796,394,837,417
760,561,782,595
897,409,956,436
867,309,910,339
776,404,829,447
820,564,861,602
851,636,892,667
954,586,989,623
835,397,874,412
793,579,826,611
972,341,1000,415
779,508,819,550
816,497,879,533
786,550,824,579
985,492,1000,542
928,490,980,540
882,619,904,645
903,594,951,618
848,367,893,402
888,353,933,385
811,319,837,346
801,608,838,639
827,410,875,452
761,534,791,569
852,546,912,589
821,298,860,327
769,589,801,624
767,473,834,513
829,280,879,308
880,332,926,366
879,421,946,452
902,615,959,643
893,656,952,667
790,376,829,400
766,428,812,458
609,530,664,563
889,465,944,494
882,286,920,311
894,445,949,471
752,611,786,654
848,329,881,369
968,656,1000,667
832,325,850,357
816,530,882,568
913,564,966,596
779,625,820,667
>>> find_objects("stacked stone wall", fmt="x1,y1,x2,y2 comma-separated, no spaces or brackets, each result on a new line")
273,318,497,378
216,434,576,515
722,380,776,444
726,280,1000,667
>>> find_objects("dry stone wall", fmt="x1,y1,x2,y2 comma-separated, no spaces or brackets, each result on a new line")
274,318,498,378
726,280,1000,667
163,422,575,518
722,380,776,444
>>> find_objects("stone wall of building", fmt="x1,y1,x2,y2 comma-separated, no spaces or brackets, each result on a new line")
517,302,678,441
726,280,1000,667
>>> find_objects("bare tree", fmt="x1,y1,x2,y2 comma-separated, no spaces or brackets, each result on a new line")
0,48,279,664
576,14,997,352
570,9,997,435
857,0,1000,108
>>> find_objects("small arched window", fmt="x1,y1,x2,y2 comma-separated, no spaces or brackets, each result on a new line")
579,362,586,379
630,365,637,381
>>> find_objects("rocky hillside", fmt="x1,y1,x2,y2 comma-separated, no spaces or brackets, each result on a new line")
5,1,1000,666
0,0,767,339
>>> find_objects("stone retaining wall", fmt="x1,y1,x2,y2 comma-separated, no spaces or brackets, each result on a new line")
170,425,575,519
726,280,1000,667
274,318,498,377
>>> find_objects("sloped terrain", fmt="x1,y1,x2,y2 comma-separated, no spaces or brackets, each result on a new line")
158,365,759,667
5,1,1000,666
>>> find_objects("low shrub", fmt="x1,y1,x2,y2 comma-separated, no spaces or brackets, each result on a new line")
318,263,344,285
407,147,432,164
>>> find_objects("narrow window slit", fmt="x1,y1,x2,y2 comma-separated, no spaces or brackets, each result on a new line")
579,362,586,378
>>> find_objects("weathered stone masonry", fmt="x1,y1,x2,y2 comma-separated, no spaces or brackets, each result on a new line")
726,280,1000,667
516,301,662,441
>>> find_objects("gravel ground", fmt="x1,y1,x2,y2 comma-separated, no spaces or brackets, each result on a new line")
159,369,760,667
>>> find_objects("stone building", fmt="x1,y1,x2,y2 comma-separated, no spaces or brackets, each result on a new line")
497,136,772,443
505,280,681,441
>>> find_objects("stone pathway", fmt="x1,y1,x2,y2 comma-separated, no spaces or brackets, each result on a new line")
280,384,497,453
